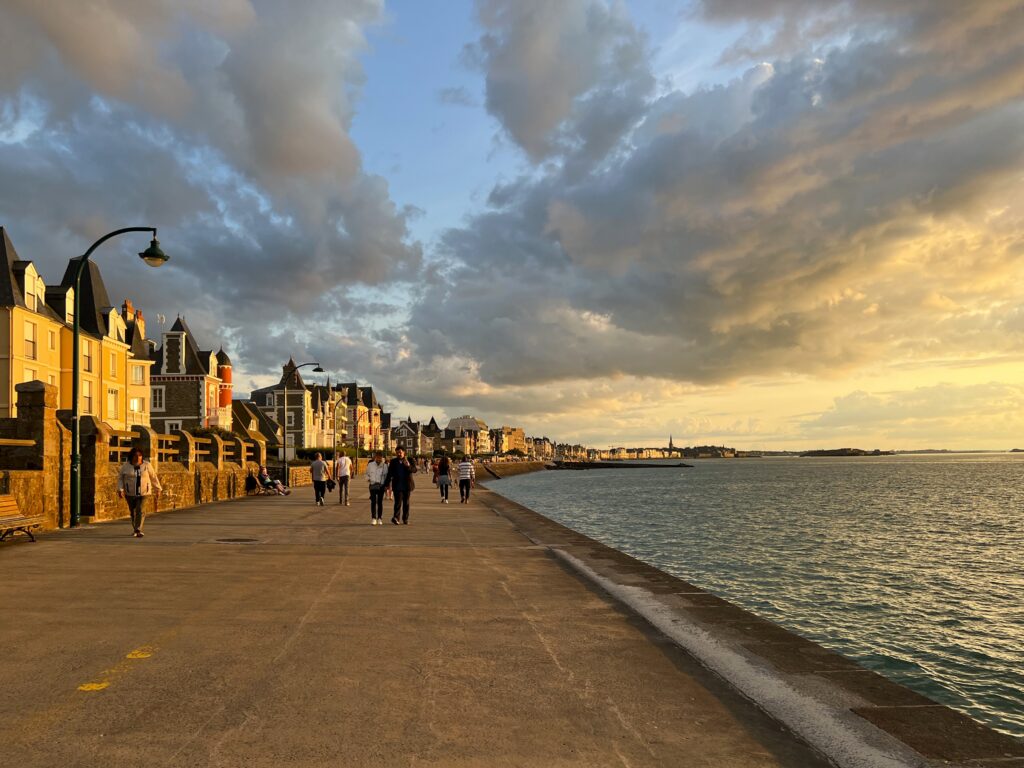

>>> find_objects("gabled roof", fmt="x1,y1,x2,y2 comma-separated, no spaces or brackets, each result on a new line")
61,255,114,337
153,315,215,376
278,357,305,389
0,226,25,308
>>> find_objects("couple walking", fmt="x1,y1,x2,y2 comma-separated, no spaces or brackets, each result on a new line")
432,455,476,504
308,452,354,506
364,447,417,525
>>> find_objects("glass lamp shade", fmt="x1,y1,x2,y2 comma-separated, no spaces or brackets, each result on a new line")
138,238,169,267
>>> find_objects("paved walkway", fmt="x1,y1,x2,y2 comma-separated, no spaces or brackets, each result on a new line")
0,480,830,767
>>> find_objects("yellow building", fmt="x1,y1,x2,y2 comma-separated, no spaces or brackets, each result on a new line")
0,227,154,428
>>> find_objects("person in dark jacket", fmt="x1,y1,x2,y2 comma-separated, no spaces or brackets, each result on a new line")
383,447,418,525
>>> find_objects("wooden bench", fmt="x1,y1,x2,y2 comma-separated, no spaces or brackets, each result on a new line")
0,496,45,542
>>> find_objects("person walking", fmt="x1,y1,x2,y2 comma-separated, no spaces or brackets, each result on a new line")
383,447,417,525
457,456,475,503
310,452,332,506
334,451,353,505
436,455,452,504
365,450,387,525
117,447,162,537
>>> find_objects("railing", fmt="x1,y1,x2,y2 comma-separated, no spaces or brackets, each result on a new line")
193,436,211,462
156,433,179,464
108,429,135,464
0,438,36,448
221,439,238,465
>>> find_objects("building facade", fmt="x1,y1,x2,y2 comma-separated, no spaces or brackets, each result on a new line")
1,227,154,429
149,317,232,434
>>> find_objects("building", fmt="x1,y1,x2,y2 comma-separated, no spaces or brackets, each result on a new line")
306,380,347,450
392,417,423,455
1,227,155,428
340,382,383,451
232,399,281,456
149,317,232,434
491,425,527,455
380,412,392,454
446,415,491,454
251,359,312,461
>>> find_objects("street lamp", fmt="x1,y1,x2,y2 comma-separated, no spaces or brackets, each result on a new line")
70,228,168,528
281,360,323,486
353,408,370,473
332,397,348,466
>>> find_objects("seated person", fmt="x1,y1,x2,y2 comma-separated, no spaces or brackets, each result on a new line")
257,466,290,495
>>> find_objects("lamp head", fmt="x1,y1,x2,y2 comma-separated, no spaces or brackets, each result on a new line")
313,365,325,373
138,238,169,268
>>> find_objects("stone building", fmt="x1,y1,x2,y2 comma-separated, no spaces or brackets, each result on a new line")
491,425,527,455
251,360,347,460
446,415,492,454
339,382,383,451
149,317,232,434
1,226,154,428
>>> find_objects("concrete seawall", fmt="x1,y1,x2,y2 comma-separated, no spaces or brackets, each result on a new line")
476,486,1024,768
475,460,547,479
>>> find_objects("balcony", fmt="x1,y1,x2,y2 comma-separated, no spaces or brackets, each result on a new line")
207,406,232,428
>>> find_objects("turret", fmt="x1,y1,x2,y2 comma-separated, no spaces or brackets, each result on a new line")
216,347,233,407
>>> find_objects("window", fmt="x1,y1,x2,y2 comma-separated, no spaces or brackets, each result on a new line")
48,329,56,350
26,279,36,311
83,380,93,414
129,397,145,413
152,386,165,412
165,420,182,432
83,339,93,372
286,433,295,447
48,374,56,386
24,320,37,360
109,352,117,378
286,411,295,427
24,368,37,383
107,388,119,418
131,365,145,385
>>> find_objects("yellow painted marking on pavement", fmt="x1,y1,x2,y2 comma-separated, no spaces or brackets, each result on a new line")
74,645,158,693
77,682,110,692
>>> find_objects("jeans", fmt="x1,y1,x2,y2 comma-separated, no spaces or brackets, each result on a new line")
126,496,146,531
459,479,472,502
369,486,385,520
313,480,327,504
392,490,410,523
439,481,449,501
337,475,349,503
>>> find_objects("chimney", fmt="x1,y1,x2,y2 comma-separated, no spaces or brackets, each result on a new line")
121,298,135,322
135,309,146,340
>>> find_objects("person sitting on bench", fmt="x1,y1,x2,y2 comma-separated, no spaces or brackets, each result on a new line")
258,466,290,495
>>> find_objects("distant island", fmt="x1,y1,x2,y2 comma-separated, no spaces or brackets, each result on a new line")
1012,448,1023,453
800,448,895,457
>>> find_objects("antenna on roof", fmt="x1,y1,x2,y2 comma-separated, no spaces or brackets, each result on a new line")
156,314,166,325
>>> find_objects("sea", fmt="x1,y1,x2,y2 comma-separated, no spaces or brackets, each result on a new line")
485,453,1024,737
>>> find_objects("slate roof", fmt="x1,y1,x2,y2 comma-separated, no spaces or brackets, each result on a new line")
0,227,25,308
61,255,114,338
233,399,281,447
152,316,216,376
216,347,232,366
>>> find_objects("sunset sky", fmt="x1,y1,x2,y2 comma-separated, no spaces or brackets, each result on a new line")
1,1,1021,449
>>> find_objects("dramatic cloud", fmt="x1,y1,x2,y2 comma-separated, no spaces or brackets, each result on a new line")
383,0,1024,429
0,0,421,381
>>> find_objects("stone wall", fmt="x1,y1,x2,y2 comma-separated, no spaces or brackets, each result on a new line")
476,461,547,480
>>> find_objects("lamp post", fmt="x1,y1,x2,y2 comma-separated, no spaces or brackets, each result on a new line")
353,409,371,473
69,228,168,528
281,360,323,487
332,397,348,467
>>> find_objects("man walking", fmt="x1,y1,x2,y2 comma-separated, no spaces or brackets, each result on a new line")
334,451,353,505
457,455,475,503
117,447,162,537
383,447,417,525
365,450,387,525
310,452,332,506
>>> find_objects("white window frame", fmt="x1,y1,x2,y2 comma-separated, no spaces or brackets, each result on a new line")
47,374,56,386
48,329,56,351
107,388,119,418
286,411,295,427
151,386,165,412
83,380,93,414
109,351,117,378
165,420,182,432
24,368,37,383
24,320,37,360
83,339,93,372
131,365,145,385
129,397,145,413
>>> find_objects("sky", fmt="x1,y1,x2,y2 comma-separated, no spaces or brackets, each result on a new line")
0,0,1022,450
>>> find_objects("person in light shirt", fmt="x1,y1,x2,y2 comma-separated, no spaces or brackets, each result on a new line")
365,450,388,525
117,447,162,537
457,456,475,504
334,452,353,506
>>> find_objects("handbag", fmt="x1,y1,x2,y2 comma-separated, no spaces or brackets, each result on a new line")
326,479,336,492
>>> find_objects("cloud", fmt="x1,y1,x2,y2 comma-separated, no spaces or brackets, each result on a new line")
799,382,1024,446
437,86,478,107
0,0,422,388
386,0,1024,416
468,0,654,168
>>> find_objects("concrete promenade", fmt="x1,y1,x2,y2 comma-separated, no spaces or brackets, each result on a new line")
0,480,837,767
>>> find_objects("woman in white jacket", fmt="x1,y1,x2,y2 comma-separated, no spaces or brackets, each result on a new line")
117,447,162,537
365,450,388,525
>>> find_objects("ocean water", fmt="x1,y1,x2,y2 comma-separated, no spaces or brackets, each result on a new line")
486,453,1024,737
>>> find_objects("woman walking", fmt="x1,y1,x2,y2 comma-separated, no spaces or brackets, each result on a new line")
436,455,452,504
117,447,162,537
365,450,387,525
457,456,475,504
